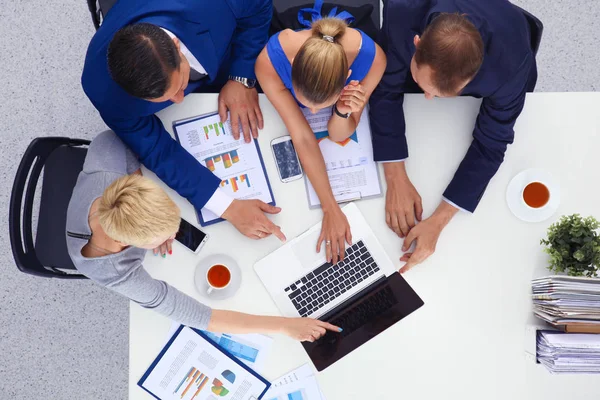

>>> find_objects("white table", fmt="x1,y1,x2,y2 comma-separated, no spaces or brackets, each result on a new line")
130,93,600,400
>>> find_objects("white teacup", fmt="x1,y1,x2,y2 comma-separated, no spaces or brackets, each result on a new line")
206,264,231,295
521,180,551,210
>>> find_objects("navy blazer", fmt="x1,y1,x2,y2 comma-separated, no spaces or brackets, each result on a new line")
82,0,272,210
369,0,537,212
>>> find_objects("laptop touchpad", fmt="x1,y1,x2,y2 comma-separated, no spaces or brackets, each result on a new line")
293,230,326,268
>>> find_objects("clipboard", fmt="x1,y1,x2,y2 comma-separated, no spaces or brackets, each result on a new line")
138,325,271,400
173,112,276,227
304,166,383,210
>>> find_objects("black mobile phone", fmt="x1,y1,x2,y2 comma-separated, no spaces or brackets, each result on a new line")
175,218,209,253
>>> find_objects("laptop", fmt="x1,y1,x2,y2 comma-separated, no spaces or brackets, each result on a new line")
254,203,424,371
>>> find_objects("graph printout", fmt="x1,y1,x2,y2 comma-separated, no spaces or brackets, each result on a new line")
174,113,274,225
139,326,269,400
301,107,381,208
263,364,325,400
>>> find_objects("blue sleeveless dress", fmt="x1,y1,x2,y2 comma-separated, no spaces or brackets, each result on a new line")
266,2,376,108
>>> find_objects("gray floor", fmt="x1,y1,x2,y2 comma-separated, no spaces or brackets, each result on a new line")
0,1,597,399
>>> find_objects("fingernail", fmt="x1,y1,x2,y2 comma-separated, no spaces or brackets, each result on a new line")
154,252,157,256
169,250,172,255
338,327,343,332
162,254,166,259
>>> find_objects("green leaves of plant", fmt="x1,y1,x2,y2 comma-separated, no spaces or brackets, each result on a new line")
540,214,600,277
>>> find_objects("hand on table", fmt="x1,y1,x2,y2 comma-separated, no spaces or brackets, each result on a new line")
398,216,444,273
384,164,423,238
222,199,286,242
282,318,341,342
335,80,366,115
398,201,458,273
218,80,263,143
153,237,174,258
317,206,352,265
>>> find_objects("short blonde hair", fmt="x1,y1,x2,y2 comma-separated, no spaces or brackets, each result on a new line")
97,175,180,247
292,17,348,104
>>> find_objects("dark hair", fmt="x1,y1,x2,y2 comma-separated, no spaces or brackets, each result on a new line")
107,23,181,99
414,13,484,95
292,18,349,105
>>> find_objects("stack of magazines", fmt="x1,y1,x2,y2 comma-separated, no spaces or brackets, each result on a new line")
532,275,600,333
537,331,600,374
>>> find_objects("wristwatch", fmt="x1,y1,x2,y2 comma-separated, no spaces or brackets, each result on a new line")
228,75,257,89
333,103,351,119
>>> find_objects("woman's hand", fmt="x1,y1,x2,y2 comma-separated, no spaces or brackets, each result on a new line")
336,80,366,115
282,318,342,342
317,206,352,264
153,237,174,258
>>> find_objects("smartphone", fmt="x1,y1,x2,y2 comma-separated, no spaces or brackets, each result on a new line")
175,218,209,254
271,135,303,183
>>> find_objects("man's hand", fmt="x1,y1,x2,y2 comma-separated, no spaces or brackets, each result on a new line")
222,199,286,242
218,80,263,143
384,162,423,238
399,201,458,273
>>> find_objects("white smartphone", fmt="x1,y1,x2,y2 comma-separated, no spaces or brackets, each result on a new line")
271,135,303,183
175,218,209,254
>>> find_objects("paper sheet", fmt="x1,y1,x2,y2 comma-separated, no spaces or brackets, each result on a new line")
537,331,600,374
263,364,326,400
164,322,274,374
140,326,269,400
174,113,274,224
301,107,381,208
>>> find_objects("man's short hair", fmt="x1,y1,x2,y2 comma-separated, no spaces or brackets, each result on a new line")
107,23,181,99
415,13,484,95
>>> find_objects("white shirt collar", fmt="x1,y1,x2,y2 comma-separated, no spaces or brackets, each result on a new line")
160,28,207,76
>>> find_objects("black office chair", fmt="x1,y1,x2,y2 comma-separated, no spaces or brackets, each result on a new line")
87,0,117,29
513,4,543,57
273,0,381,32
9,138,90,279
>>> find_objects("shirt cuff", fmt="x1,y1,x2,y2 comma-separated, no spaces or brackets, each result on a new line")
377,158,408,163
203,188,234,218
442,196,471,214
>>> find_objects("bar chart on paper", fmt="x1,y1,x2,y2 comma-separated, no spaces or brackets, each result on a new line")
205,149,240,172
174,367,210,400
267,389,309,400
203,332,259,363
174,112,274,225
202,121,226,140
219,174,252,194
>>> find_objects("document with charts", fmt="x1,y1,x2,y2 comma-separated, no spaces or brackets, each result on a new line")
138,326,270,400
163,322,274,374
263,364,325,400
173,112,275,226
301,107,381,208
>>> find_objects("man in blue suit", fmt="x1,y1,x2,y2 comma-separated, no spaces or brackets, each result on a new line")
369,0,537,271
82,0,286,241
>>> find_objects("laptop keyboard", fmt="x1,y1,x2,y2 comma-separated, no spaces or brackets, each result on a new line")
328,285,398,337
284,240,380,317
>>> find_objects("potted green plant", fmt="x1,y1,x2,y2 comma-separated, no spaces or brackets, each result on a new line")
540,214,600,277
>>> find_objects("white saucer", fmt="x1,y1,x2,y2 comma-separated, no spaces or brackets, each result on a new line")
194,254,242,300
506,168,560,223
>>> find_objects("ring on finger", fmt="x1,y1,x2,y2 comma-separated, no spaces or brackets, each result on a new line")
326,240,331,246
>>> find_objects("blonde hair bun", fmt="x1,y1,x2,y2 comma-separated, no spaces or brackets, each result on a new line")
310,17,347,42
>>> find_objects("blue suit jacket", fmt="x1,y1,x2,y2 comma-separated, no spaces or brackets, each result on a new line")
369,0,537,212
82,0,272,210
